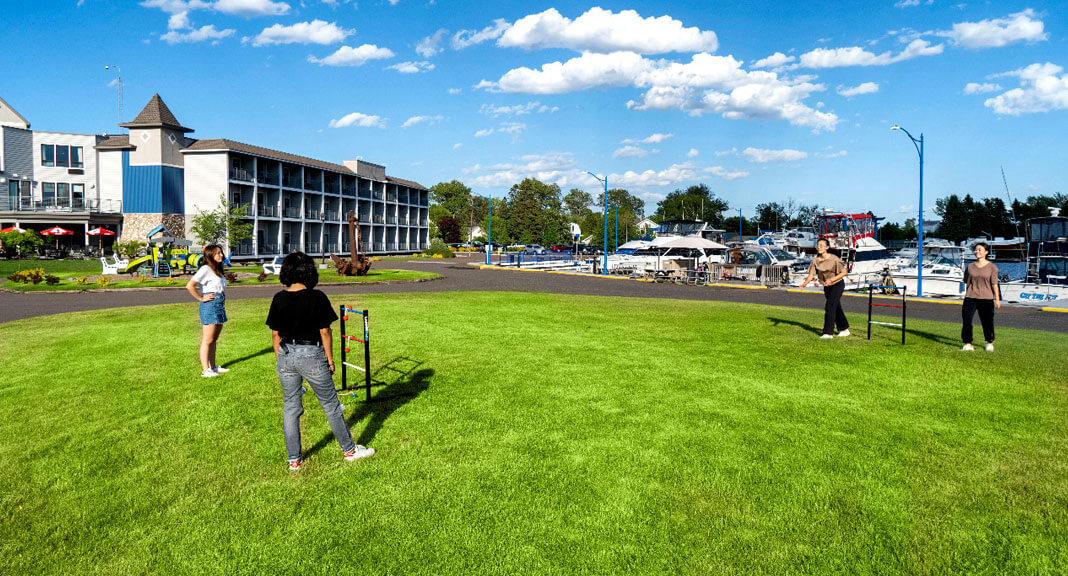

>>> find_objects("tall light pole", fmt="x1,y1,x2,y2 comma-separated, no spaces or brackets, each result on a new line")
587,171,608,275
737,208,743,240
614,206,618,251
891,125,924,296
105,65,123,134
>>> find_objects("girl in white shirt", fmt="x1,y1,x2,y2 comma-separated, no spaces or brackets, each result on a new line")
186,244,228,377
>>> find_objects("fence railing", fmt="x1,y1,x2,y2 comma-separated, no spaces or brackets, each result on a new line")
230,167,254,182
305,209,321,220
324,210,339,221
283,208,302,219
257,171,279,186
260,244,279,254
305,242,321,253
232,244,254,256
0,198,124,213
257,205,278,217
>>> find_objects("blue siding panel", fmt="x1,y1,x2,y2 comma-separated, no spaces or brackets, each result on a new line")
162,166,184,214
122,151,163,213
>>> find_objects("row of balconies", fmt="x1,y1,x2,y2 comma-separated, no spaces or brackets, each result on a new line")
0,197,123,214
230,163,427,205
231,240,423,257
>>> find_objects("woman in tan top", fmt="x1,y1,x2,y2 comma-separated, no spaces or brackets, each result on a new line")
799,238,851,339
961,242,1000,351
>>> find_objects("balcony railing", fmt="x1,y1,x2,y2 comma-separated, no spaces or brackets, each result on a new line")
323,243,338,253
283,243,298,254
257,205,278,217
386,242,398,251
283,208,302,219
233,243,254,256
230,167,254,182
282,172,302,189
386,216,397,224
230,202,252,216
324,210,339,221
387,191,398,202
257,170,280,186
373,214,385,224
1,198,123,213
305,209,321,220
305,242,321,253
261,244,279,254
373,189,384,200
373,243,385,252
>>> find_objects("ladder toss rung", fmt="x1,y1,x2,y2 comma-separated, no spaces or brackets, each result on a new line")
870,321,902,327
342,361,365,372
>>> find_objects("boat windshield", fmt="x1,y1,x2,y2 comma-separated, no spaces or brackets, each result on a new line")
768,249,794,262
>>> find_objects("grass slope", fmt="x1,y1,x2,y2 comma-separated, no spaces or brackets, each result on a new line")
0,292,1065,575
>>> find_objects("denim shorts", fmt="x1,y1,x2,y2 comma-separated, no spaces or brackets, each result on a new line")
198,292,227,325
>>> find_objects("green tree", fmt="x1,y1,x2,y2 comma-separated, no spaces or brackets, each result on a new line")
594,188,645,248
438,215,462,244
934,194,971,243
480,198,508,245
789,204,823,228
430,180,474,229
902,218,918,240
504,178,567,246
190,195,252,250
723,216,759,238
754,202,790,231
563,188,593,220
0,230,42,258
653,184,729,226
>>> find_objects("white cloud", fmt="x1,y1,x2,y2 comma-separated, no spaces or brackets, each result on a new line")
417,28,448,58
453,19,509,49
161,24,234,44
309,44,394,66
715,147,737,157
388,61,435,73
797,39,943,69
466,152,590,188
752,52,795,69
984,62,1068,115
401,115,443,128
964,82,1002,95
622,133,672,144
474,128,494,138
686,148,699,158
836,82,879,97
894,0,932,7
168,11,191,29
612,163,698,187
480,101,557,116
249,20,351,46
703,166,749,179
612,145,652,158
815,149,847,159
937,9,1047,50
453,142,463,150
499,122,526,136
489,51,651,94
214,0,290,17
329,112,385,128
448,88,462,95
742,147,808,163
498,7,718,54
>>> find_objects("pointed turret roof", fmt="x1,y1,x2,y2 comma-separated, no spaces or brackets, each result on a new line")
119,94,192,132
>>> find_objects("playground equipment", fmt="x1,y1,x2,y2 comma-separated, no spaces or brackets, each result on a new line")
867,284,907,344
338,305,378,401
330,211,372,276
120,225,204,277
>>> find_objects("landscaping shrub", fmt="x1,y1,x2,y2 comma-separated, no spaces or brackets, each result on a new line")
45,275,60,285
96,277,112,288
423,238,455,258
257,272,267,282
225,272,239,284
75,277,90,289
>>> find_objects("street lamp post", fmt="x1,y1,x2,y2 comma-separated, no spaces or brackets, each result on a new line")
890,125,924,296
737,208,743,240
614,206,618,251
587,171,608,275
477,194,492,265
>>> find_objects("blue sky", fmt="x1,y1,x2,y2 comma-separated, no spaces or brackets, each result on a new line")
4,1,1066,222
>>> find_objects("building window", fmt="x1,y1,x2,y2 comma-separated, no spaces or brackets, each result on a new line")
56,146,69,168
41,144,55,167
71,183,84,209
70,147,83,168
57,183,70,207
42,182,56,206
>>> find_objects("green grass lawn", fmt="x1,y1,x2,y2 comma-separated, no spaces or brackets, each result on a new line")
0,258,103,277
2,268,439,291
1,293,1065,575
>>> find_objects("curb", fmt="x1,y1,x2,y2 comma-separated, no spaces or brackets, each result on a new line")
1042,307,1068,313
787,287,963,306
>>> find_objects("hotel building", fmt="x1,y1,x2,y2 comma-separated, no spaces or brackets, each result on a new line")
1,94,429,258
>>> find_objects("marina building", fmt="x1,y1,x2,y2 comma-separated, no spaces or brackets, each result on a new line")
1,94,429,258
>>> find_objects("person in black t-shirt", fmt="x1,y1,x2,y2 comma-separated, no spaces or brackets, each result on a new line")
266,252,375,472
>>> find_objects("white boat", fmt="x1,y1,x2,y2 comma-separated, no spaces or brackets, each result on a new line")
1000,211,1068,308
605,234,727,274
784,227,818,255
890,247,967,298
816,211,902,285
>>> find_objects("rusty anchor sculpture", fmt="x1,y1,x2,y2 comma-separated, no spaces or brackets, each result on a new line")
331,210,372,276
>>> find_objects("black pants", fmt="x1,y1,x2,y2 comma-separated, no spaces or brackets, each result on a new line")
962,297,995,344
823,281,849,335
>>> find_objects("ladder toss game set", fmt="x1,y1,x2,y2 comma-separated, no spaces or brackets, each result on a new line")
339,305,375,401
866,285,908,344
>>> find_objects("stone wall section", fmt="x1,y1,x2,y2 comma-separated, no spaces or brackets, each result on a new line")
120,213,186,243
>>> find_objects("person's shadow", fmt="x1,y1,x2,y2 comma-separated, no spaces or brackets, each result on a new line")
305,357,432,457
768,316,822,335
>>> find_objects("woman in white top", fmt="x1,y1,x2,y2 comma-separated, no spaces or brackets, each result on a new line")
186,245,228,377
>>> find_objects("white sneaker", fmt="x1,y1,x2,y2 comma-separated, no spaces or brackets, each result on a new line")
837,329,851,337
214,366,230,373
985,343,994,352
201,369,219,377
820,334,834,339
344,445,375,461
961,344,975,351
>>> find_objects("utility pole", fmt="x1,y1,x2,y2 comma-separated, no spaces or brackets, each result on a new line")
105,65,124,134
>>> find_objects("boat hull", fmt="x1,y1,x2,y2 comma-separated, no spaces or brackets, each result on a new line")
1000,283,1068,308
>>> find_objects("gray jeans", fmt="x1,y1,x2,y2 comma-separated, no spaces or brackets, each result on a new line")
277,343,356,461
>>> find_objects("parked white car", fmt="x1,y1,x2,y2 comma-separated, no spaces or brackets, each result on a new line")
262,256,285,274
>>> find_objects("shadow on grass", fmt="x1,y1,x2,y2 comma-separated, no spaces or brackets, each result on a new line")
768,316,822,336
904,328,959,347
221,346,274,369
305,357,432,458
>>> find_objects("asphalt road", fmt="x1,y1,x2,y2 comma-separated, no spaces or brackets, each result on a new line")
2,254,1066,333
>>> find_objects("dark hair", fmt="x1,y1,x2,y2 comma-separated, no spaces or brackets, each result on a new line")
974,241,990,254
817,238,831,248
203,244,225,277
279,251,319,288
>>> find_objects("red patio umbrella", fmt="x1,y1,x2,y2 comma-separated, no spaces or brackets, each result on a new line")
0,225,26,233
40,226,74,249
87,227,116,251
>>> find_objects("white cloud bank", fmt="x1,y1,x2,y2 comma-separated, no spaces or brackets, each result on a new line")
388,61,435,73
938,9,1047,50
249,20,351,46
161,24,234,44
742,147,808,163
837,82,879,97
329,112,385,128
497,7,718,54
309,44,394,66
984,62,1068,115
964,82,1002,95
797,39,943,69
